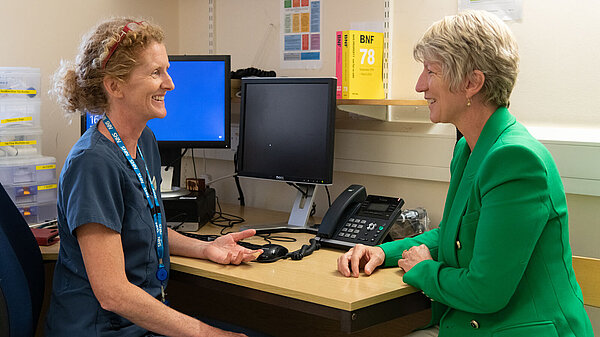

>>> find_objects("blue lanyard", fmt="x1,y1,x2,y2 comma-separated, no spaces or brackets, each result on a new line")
102,117,168,294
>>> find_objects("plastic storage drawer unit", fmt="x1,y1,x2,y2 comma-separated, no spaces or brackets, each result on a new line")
17,200,57,225
0,99,41,130
0,128,42,158
0,156,56,184
0,67,41,100
4,181,57,204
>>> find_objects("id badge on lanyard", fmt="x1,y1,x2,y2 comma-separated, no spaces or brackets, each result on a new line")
102,116,168,304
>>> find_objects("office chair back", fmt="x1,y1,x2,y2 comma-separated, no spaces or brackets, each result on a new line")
0,182,45,337
572,256,600,308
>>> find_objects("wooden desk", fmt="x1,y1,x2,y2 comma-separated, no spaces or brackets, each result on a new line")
40,204,430,335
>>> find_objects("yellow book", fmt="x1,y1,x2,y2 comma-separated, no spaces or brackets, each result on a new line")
347,30,384,99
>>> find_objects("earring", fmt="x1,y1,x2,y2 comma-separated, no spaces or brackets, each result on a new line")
466,97,472,107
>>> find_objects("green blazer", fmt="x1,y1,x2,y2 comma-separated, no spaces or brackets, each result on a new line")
380,107,593,336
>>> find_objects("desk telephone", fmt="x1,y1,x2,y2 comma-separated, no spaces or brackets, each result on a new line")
317,185,404,249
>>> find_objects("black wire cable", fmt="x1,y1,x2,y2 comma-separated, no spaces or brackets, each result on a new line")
309,202,316,217
233,153,245,206
325,186,331,207
191,147,198,180
209,196,245,235
257,233,297,244
287,182,309,197
166,148,188,170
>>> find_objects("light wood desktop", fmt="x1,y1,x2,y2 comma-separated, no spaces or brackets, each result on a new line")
40,204,430,335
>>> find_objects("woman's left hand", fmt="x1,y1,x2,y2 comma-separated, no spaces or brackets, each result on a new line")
204,229,262,265
398,244,433,272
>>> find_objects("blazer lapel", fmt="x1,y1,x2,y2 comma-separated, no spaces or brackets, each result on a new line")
439,107,516,266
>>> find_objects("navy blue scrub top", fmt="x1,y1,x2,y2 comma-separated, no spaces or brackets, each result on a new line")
45,124,169,337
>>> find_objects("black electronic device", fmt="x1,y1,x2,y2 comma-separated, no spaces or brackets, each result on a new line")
163,188,216,231
237,77,336,233
255,244,289,263
317,184,405,249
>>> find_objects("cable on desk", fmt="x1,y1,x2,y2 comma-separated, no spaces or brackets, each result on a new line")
256,233,297,244
210,196,245,235
286,237,320,260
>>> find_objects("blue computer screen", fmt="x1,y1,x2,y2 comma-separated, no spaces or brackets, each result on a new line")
82,55,230,148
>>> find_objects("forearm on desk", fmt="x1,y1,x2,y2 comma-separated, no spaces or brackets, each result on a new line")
168,228,210,259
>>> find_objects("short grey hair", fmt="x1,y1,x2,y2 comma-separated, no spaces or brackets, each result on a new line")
413,10,519,107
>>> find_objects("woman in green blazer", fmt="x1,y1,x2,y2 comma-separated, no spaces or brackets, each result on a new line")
337,10,593,337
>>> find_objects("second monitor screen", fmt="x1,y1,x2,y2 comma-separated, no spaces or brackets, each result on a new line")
238,78,336,185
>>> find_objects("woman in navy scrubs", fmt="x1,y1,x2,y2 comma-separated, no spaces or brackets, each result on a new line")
46,18,260,337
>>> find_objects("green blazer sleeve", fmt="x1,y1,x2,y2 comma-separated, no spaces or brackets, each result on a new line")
403,143,551,313
380,228,440,267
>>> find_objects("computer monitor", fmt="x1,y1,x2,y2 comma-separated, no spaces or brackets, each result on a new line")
81,55,231,192
236,77,336,232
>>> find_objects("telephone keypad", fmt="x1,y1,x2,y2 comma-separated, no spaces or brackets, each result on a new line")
336,216,393,244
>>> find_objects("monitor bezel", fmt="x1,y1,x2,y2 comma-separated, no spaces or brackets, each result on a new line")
236,77,337,185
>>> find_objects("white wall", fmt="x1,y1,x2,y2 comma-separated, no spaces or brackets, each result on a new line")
0,0,180,172
391,0,600,131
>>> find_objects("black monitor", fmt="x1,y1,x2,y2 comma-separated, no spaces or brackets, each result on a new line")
82,55,231,193
236,77,336,232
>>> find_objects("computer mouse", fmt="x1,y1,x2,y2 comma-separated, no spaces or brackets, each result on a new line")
256,244,289,263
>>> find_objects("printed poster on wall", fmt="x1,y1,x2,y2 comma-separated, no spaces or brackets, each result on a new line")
281,0,322,69
458,0,523,21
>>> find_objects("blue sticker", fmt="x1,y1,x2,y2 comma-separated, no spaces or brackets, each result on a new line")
27,87,37,98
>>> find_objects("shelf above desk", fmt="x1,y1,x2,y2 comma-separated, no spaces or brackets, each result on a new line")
336,99,430,123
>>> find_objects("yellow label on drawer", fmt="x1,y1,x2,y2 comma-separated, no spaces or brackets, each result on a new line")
38,184,57,191
0,89,37,95
0,140,37,146
1,117,33,124
36,164,56,170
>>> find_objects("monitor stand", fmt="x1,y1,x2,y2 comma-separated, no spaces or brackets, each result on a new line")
240,184,319,234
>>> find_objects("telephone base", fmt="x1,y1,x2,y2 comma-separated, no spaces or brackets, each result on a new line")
317,234,393,250
240,222,319,235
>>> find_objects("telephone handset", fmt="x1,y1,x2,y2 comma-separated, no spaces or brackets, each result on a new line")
317,184,404,249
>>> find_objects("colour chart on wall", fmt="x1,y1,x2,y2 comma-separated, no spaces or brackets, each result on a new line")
280,0,322,69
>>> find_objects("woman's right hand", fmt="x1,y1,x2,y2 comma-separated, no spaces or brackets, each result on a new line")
337,244,385,277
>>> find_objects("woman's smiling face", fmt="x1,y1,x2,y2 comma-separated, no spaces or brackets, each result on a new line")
415,60,466,125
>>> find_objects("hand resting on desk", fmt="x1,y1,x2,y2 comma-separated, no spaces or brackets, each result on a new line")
337,244,385,278
201,229,263,264
170,228,262,265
